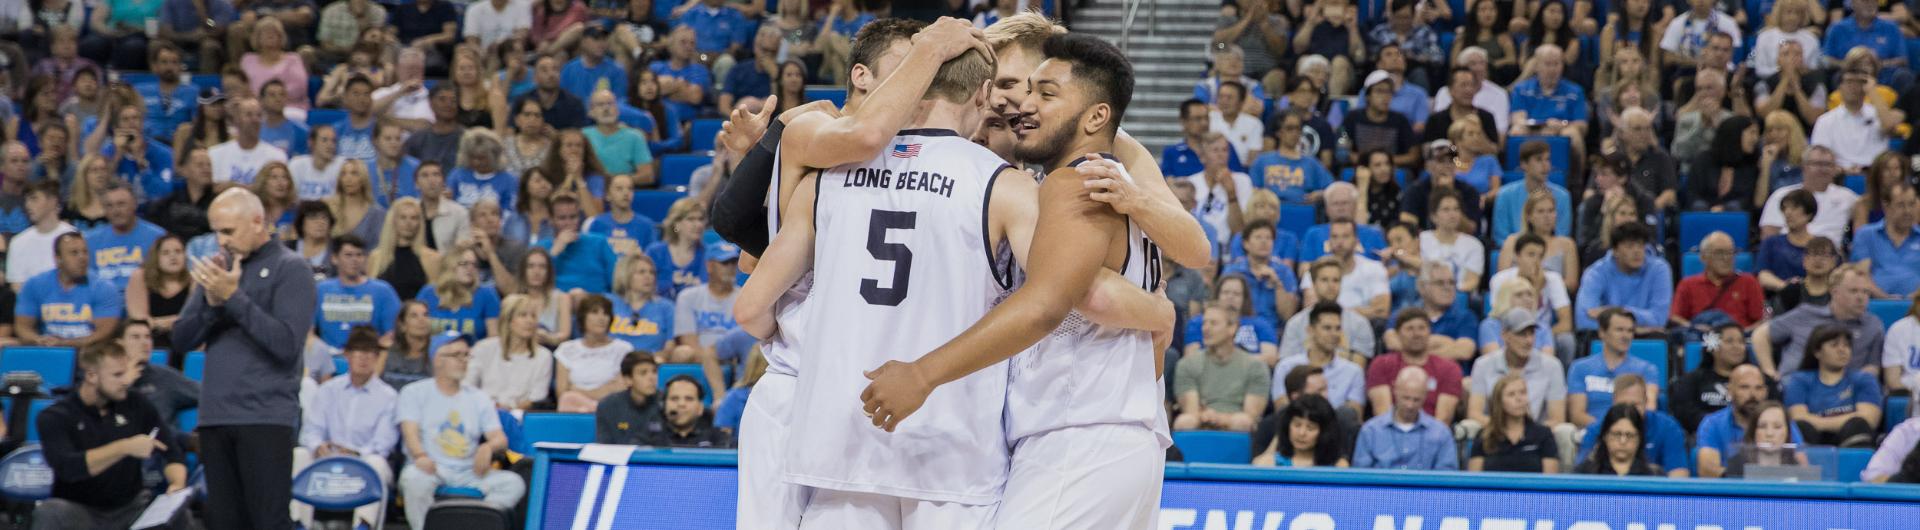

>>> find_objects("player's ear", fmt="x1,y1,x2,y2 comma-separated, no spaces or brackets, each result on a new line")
971,79,991,108
1081,103,1112,135
849,64,874,93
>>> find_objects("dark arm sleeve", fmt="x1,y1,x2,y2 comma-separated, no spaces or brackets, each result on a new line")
707,119,785,258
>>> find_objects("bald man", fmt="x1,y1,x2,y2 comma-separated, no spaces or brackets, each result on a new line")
1353,366,1458,470
174,188,316,530
1695,365,1806,478
1671,231,1766,331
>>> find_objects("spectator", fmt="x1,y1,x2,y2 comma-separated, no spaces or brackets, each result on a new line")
256,81,307,156
313,0,383,65
119,319,197,422
643,375,733,448
463,294,552,410
1853,152,1909,231
586,90,654,180
208,98,290,185
1354,366,1459,470
1812,67,1902,171
328,76,378,167
1722,401,1814,478
1750,0,1822,81
1273,302,1368,414
1211,81,1265,161
1252,394,1349,467
561,27,627,102
414,162,472,251
649,28,711,116
1574,404,1664,475
1661,0,1741,63
1465,309,1572,458
384,301,434,390
1672,231,1767,331
1211,1,1286,82
1434,47,1512,133
1853,183,1920,297
508,248,567,346
1418,191,1485,287
390,0,459,69
135,44,199,146
1251,110,1333,205
1688,114,1762,212
1757,189,1822,293
1354,150,1403,226
1569,308,1663,431
1494,228,1577,329
399,86,461,173
449,129,518,210
287,202,334,274
1445,117,1510,195
717,26,782,114
1480,275,1558,360
155,0,235,70
513,53,590,131
288,125,342,201
463,0,532,50
674,0,750,59
1174,304,1274,432
1886,293,1920,396
1580,196,1646,275
1576,374,1692,476
1696,365,1807,477
670,241,741,402
1469,374,1562,473
647,198,710,298
1509,45,1588,165
1451,1,1517,86
33,341,189,530
1186,273,1281,366
1755,265,1884,379
1784,324,1884,447
1823,0,1909,85
1369,1,1444,90
1575,222,1673,332
1163,99,1247,178
1301,222,1393,321
369,197,442,301
125,235,190,354
1492,141,1573,245
1675,323,1777,430
1384,262,1479,361
541,131,610,214
1222,222,1299,328
312,235,400,351
1281,258,1377,361
588,174,661,256
1291,0,1364,95
369,50,432,130
419,244,502,339
396,332,525,529
1400,143,1485,231
539,193,619,295
82,184,164,290
592,349,667,448
1426,67,1503,147
327,161,386,245
1272,76,1340,167
1345,71,1420,166
290,326,396,530
32,27,100,104
1864,417,1920,482
239,19,309,111
371,123,420,205
557,294,637,412
532,0,589,44
18,232,120,346
1368,307,1466,423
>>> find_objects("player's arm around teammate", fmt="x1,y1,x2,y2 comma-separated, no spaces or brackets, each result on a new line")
734,174,819,340
1083,131,1215,270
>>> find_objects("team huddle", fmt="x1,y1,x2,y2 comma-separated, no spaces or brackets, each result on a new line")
710,13,1202,530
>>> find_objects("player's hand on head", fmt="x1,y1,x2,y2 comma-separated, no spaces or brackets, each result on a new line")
912,17,992,63
860,360,935,432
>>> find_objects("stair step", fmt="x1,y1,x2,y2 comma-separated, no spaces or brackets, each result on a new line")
1075,19,1219,33
1075,9,1224,23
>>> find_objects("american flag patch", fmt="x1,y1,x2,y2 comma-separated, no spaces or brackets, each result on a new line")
891,144,922,158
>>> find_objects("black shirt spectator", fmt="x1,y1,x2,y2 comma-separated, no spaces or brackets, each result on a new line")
1469,420,1558,472
37,356,187,523
1424,107,1501,147
392,0,460,46
514,54,590,130
1401,166,1485,229
595,353,662,445
639,376,732,448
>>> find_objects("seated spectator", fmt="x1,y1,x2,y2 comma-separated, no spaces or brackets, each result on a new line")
462,0,532,50
1383,222,1424,312
1670,69,1734,174
1465,309,1572,456
1722,401,1813,478
1272,76,1340,166
7,180,77,289
18,232,121,346
1296,184,1390,265
1290,0,1363,95
1418,190,1485,288
33,27,101,104
717,27,782,114
1383,262,1478,361
119,319,198,423
1492,141,1573,246
370,198,442,301
1164,99,1247,178
313,0,384,66
82,184,164,291
1778,236,1842,314
1824,0,1909,86
1251,110,1333,205
1273,302,1368,414
1672,231,1767,333
1757,189,1822,293
1570,308,1663,429
1252,394,1349,467
1492,232,1575,337
1434,47,1512,133
1811,67,1900,172
291,327,397,530
1354,366,1459,470
1194,43,1268,110
463,295,554,410
557,294,637,412
649,28,712,117
1687,116,1761,212
1575,222,1672,332
1354,150,1403,226
1469,374,1562,473
1480,276,1556,358
312,235,401,352
1345,71,1420,166
1281,259,1376,362
609,255,674,353
1853,183,1920,297
1508,44,1587,165
1784,324,1884,447
1400,143,1484,232
240,19,309,111
595,352,661,444
1223,223,1299,328
1674,324,1779,431
1368,307,1466,423
417,245,502,339
391,0,459,66
561,28,627,102
397,332,525,529
1602,110,1680,213
383,301,435,390
1426,67,1503,147
647,199,710,298
588,174,661,256
1574,404,1665,476
1184,275,1280,366
370,50,434,130
1373,41,1435,128
99,105,179,207
450,129,519,210
1864,417,1920,482
539,194,619,295
1573,372,1692,474
1211,81,1265,161
1189,134,1255,244
1755,265,1884,379
1759,111,1808,196
209,98,291,186
34,341,189,529
585,91,654,181
1853,152,1909,231
288,126,343,202
513,53,590,131
1300,222,1393,321
255,82,306,157
1175,304,1274,432
643,375,733,448
400,86,462,171
1697,365,1808,477
670,241,741,400
1444,116,1504,198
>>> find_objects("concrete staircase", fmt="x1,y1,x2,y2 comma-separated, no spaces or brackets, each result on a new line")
1071,0,1222,153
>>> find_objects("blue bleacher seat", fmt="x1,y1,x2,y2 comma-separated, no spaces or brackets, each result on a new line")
1677,211,1749,251
0,347,76,391
331,355,347,378
1870,299,1909,327
1888,396,1911,429
189,74,221,92
660,154,711,188
1680,252,1754,276
150,350,168,367
1838,448,1874,482
1172,430,1251,464
658,363,713,406
520,413,596,446
1506,135,1570,171
177,408,198,432
1843,174,1868,195
183,351,206,382
1684,342,1704,373
308,108,348,128
1278,202,1315,237
689,119,723,152
1592,339,1670,386
632,190,687,222
436,486,484,499
804,86,848,107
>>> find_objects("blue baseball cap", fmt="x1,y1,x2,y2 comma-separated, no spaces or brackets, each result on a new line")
707,241,740,262
428,330,473,357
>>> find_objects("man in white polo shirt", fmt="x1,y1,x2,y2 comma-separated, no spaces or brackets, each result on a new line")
1811,67,1903,172
1760,145,1860,245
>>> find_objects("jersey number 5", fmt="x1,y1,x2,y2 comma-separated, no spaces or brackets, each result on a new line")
861,210,917,306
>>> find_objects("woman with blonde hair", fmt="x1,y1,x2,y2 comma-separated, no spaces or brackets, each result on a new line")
63,156,114,229
239,17,310,110
464,294,554,410
326,159,388,245
644,198,711,298
518,249,574,348
610,253,675,354
250,161,299,237
370,197,442,299
555,294,635,413
1479,276,1554,357
1758,110,1808,205
450,48,506,130
417,243,502,339
714,346,768,433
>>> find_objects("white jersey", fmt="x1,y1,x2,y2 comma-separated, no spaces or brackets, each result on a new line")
1004,155,1170,445
760,144,812,378
785,129,1016,505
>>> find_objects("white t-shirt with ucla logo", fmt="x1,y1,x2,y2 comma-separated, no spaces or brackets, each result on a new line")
209,140,289,186
1883,315,1920,395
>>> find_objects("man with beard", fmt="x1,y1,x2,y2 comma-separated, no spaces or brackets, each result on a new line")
34,341,191,529
1696,365,1808,477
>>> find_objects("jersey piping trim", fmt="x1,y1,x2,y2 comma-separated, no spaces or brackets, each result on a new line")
984,164,1014,290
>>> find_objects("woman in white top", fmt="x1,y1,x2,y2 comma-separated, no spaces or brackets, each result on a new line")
1749,0,1822,79
517,248,573,348
463,294,554,410
289,124,344,201
555,294,636,413
1882,293,1920,397
1419,190,1486,289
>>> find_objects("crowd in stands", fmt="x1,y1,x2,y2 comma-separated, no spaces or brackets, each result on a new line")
4,0,1920,525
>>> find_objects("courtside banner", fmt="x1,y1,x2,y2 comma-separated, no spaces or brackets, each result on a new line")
526,447,1920,529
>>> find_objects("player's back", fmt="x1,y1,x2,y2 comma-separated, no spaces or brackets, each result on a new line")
1005,155,1170,446
785,129,1016,505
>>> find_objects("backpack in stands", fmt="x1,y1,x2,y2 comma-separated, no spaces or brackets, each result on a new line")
422,498,513,530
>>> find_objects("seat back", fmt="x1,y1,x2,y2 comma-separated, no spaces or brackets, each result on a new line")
1677,212,1750,251
689,119,724,152
0,346,76,392
659,154,712,188
1869,299,1910,328
308,108,348,128
658,364,712,406
291,455,388,511
804,86,848,107
0,445,51,502
183,351,207,382
632,191,687,222
1278,203,1316,238
1837,448,1875,482
1680,252,1754,276
1171,430,1252,464
422,498,512,530
1888,396,1912,431
521,412,597,446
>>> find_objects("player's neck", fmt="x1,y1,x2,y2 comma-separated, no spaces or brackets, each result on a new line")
909,100,970,137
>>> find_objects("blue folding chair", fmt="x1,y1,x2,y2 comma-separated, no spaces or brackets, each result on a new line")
804,86,848,107
659,154,712,188
1870,299,1910,327
689,119,724,152
0,445,52,502
1684,342,1705,373
0,346,76,392
1171,431,1252,464
183,351,206,382
292,456,390,530
521,413,596,446
177,408,198,433
1887,396,1912,431
1677,211,1749,251
150,349,169,367
658,363,713,406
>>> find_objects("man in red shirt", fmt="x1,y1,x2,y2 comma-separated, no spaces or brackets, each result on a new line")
1366,307,1465,424
1672,231,1767,333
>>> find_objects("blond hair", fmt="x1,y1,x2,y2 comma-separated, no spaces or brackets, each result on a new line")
430,243,478,310
370,197,432,278
327,159,376,237
495,294,537,361
984,13,1065,52
660,198,705,246
613,253,658,302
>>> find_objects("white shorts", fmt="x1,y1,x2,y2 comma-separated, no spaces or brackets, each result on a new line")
995,423,1165,530
739,372,808,530
797,488,997,530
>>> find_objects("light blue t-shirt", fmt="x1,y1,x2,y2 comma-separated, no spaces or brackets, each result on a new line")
448,168,519,211
1566,354,1661,420
1249,151,1334,204
397,380,501,476
583,126,652,177
332,118,377,165
16,270,123,340
610,296,675,353
259,119,310,157
416,284,503,339
313,278,402,348
1783,370,1883,418
537,232,619,294
83,221,165,290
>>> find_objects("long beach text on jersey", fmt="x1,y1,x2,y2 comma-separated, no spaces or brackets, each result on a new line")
842,167,957,198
